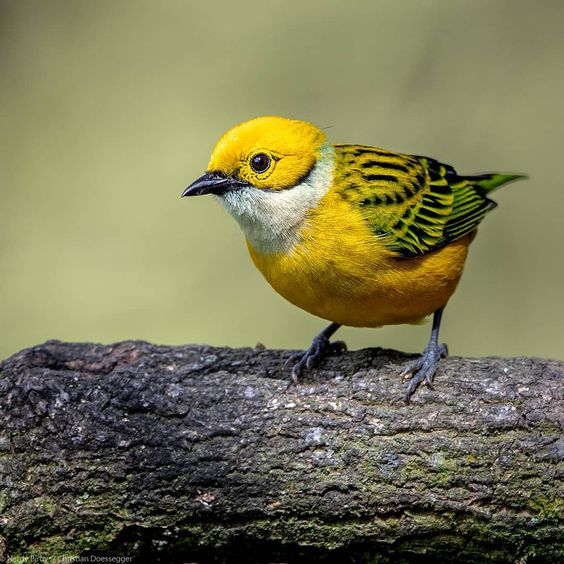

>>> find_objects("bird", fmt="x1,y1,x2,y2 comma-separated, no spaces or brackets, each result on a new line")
182,116,525,400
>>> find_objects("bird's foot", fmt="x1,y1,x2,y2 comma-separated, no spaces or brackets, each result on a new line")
402,342,448,402
287,336,347,385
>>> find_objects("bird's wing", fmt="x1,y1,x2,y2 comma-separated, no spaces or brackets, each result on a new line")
333,144,522,257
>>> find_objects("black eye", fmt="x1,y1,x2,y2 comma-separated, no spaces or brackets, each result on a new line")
250,153,271,173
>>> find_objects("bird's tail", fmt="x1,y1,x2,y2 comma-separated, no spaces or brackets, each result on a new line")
466,173,528,196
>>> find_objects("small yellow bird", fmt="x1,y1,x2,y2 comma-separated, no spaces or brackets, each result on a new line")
183,116,525,399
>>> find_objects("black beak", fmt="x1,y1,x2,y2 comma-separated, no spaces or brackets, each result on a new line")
182,171,241,197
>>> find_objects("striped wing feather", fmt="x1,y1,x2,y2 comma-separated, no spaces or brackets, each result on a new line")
333,145,521,257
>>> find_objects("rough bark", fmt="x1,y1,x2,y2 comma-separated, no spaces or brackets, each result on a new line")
0,340,562,562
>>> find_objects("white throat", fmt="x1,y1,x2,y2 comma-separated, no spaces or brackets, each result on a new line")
217,146,334,254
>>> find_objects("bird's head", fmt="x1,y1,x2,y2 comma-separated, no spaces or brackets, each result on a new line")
182,116,328,196
182,116,334,254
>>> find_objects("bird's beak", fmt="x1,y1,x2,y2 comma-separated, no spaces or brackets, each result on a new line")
182,171,240,197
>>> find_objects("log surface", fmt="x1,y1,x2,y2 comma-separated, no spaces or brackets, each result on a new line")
0,340,562,562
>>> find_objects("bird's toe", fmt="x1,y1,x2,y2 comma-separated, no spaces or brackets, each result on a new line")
401,357,424,379
403,343,447,402
288,336,347,383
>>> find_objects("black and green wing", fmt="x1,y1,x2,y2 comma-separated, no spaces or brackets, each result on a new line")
333,144,525,257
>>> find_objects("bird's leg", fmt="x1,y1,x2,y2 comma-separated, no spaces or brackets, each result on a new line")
288,322,346,384
402,307,448,402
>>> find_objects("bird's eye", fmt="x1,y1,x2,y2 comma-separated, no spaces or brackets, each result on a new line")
250,153,271,173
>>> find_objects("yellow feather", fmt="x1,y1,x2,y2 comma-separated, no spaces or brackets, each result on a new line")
247,184,473,327
208,116,326,190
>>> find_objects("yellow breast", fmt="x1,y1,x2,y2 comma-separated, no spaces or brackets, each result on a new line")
247,188,472,327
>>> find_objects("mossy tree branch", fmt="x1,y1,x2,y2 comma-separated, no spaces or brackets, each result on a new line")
0,341,562,561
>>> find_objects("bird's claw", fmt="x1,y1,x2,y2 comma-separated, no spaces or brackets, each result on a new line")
401,342,448,378
403,342,448,402
288,337,347,384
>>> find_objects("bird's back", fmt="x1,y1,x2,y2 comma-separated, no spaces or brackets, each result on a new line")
332,144,525,257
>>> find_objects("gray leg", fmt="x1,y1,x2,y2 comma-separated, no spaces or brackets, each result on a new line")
289,323,346,384
402,308,448,402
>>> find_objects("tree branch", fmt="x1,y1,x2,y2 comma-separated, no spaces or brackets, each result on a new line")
0,340,562,561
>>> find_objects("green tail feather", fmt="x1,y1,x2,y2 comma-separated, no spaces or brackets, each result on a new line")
469,173,528,195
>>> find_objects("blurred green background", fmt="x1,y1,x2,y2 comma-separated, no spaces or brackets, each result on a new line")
1,0,563,361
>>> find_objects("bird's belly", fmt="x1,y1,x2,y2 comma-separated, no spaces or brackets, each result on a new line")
247,234,472,327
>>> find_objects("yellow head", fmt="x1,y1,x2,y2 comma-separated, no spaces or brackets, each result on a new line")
209,116,326,190
184,116,328,195
183,116,334,254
